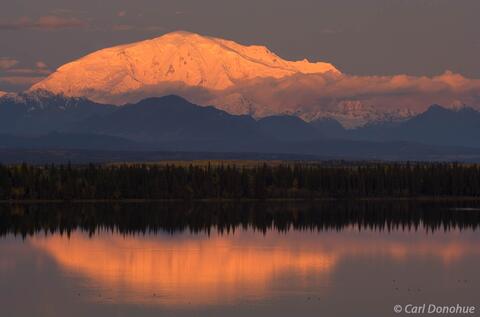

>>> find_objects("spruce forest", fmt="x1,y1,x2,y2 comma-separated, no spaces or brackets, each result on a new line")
1,162,480,200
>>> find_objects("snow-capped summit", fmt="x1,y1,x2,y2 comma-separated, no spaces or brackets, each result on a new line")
31,31,340,102
0,89,92,111
31,31,467,128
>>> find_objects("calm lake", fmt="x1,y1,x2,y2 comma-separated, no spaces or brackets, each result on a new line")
1,201,479,317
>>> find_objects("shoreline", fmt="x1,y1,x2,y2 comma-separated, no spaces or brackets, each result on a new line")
2,196,480,204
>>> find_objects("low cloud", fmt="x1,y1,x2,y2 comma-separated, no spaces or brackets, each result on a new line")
0,76,45,86
5,68,51,75
0,59,51,91
208,71,480,125
36,61,48,69
0,58,19,69
68,69,480,127
1,59,51,76
0,15,87,30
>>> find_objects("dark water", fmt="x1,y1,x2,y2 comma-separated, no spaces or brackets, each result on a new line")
1,201,480,317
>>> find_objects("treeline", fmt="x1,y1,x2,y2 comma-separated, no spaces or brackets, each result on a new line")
2,201,480,237
1,162,480,200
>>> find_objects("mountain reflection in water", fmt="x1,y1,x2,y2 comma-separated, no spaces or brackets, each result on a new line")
1,201,480,317
29,229,479,307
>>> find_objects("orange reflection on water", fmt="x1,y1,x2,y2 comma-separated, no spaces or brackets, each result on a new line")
384,241,471,265
31,229,480,307
31,232,336,306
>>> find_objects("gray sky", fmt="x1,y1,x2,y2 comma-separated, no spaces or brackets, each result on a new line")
1,0,479,91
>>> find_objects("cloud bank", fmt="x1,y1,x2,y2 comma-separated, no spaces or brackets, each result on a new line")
0,58,19,70
63,70,480,128
203,71,480,125
0,76,45,86
0,59,51,91
0,16,87,30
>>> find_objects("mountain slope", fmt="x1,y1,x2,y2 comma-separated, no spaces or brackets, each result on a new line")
0,90,115,134
257,115,319,141
32,31,339,100
310,118,348,139
354,105,480,148
77,95,274,152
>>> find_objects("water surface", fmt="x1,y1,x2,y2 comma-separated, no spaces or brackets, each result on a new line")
1,201,479,317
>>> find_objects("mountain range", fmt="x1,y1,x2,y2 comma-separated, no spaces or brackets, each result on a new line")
1,90,480,162
31,31,353,122
28,31,471,128
0,30,476,134
1,31,479,161
0,90,115,134
17,31,478,129
354,105,480,148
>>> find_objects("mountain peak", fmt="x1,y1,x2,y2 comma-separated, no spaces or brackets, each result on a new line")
163,30,198,36
425,104,476,113
426,104,448,112
146,31,217,46
156,30,212,40
31,31,340,104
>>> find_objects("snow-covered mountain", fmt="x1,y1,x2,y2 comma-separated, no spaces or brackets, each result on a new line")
0,91,7,97
32,31,338,99
30,31,478,127
34,31,399,126
307,101,417,129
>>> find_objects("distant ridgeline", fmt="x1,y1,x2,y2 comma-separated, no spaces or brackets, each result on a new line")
3,92,480,162
1,163,480,200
